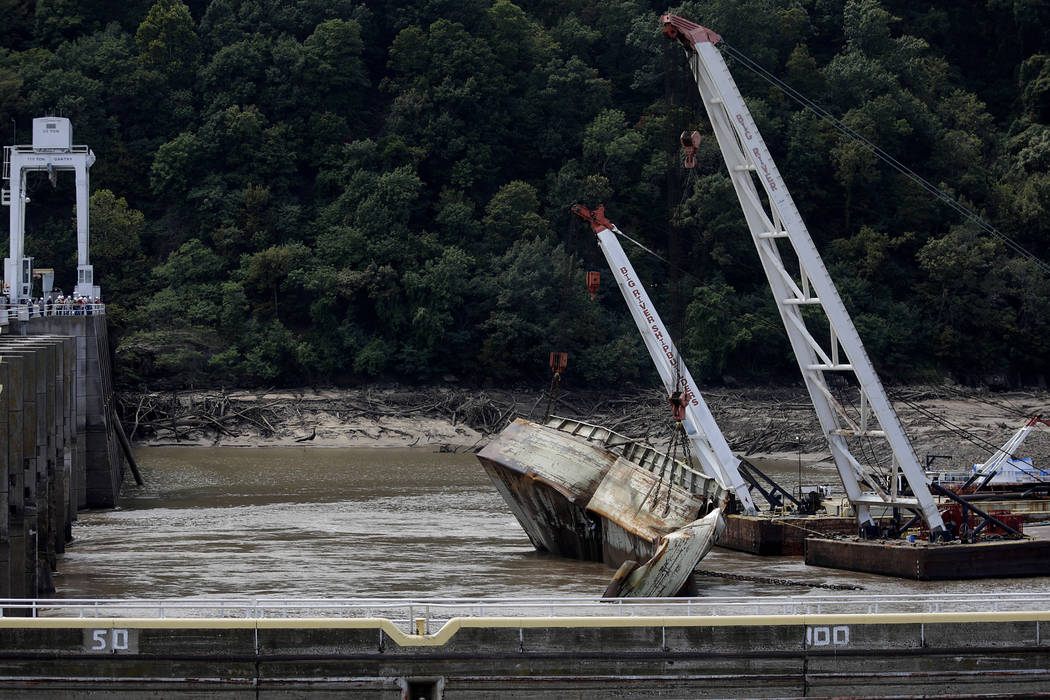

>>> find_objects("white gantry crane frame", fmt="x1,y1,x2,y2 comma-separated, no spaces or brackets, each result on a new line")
662,14,945,534
572,204,757,514
3,117,97,302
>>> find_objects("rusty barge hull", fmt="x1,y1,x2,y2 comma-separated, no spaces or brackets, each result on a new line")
478,418,725,576
805,537,1050,580
589,457,717,566
478,461,603,559
476,419,612,561
719,514,863,556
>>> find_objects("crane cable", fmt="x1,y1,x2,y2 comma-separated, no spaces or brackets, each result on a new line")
610,221,1046,486
941,385,1048,421
716,41,1050,278
835,382,891,479
895,396,1008,454
604,42,1050,491
894,394,1050,484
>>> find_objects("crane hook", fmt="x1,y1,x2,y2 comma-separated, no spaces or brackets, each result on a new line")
680,130,702,169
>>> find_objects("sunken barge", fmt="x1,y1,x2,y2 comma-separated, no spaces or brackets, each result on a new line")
477,416,726,597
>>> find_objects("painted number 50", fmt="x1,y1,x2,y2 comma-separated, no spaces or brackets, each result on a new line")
90,628,129,651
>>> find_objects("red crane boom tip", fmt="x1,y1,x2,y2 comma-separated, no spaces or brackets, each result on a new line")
570,204,613,233
661,14,722,48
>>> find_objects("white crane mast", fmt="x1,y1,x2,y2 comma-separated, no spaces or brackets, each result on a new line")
662,14,945,534
974,416,1050,479
572,204,757,514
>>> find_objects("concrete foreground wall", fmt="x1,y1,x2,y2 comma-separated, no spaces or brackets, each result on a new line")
0,335,79,599
0,612,1048,698
0,317,123,599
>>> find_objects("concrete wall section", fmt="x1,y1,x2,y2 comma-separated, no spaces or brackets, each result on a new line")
0,359,13,599
0,614,1048,697
0,314,121,598
25,315,122,508
2,348,35,600
23,336,77,556
0,335,83,600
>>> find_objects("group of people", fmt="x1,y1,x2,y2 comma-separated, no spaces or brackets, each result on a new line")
15,295,104,317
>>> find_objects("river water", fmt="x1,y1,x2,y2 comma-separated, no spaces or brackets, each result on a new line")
55,447,1050,600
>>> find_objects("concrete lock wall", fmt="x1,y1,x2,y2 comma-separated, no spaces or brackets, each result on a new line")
0,612,1048,697
0,316,123,599
26,315,123,508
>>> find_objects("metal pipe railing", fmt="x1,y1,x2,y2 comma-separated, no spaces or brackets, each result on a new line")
1,593,1048,623
1,301,105,321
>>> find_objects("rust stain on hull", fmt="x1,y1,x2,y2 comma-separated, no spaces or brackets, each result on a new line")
477,419,618,561
589,458,713,565
477,457,604,561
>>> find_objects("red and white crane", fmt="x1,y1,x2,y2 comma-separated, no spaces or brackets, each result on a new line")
572,204,758,515
661,14,946,536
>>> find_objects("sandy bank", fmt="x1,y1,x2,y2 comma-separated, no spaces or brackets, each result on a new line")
118,385,1050,465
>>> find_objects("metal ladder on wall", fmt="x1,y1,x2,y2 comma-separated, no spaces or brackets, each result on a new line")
2,146,11,206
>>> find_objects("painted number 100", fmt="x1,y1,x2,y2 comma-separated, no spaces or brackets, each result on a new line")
806,625,850,646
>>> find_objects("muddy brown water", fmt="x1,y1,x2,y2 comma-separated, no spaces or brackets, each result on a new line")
54,448,1050,600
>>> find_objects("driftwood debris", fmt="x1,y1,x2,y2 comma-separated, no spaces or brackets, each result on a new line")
116,388,529,445
115,385,1050,464
118,391,285,442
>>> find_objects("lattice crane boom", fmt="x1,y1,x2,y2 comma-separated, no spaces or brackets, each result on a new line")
661,14,945,535
974,416,1050,478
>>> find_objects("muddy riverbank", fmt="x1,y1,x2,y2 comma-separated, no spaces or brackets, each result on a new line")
117,384,1050,467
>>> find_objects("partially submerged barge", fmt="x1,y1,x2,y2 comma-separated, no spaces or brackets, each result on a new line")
477,416,726,597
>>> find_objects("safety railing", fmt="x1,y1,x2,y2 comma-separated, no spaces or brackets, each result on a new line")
3,593,1050,626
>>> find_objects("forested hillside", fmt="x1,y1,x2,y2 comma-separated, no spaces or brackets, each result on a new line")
2,0,1048,390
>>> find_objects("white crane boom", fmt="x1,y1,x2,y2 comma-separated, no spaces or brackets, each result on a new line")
974,416,1050,479
572,204,757,514
662,14,945,535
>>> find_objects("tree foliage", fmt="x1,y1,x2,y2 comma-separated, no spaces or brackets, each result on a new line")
4,0,1049,389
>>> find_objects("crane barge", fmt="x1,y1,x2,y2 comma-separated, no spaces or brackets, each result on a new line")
661,13,1050,578
661,13,946,539
479,13,1050,587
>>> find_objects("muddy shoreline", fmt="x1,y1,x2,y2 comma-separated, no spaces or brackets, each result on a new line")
117,384,1050,467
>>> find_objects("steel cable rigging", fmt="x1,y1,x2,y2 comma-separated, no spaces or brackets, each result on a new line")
718,41,1050,278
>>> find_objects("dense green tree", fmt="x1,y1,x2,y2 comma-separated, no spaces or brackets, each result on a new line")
86,189,148,298
681,283,790,383
916,225,1016,380
2,0,1046,389
0,63,24,126
481,181,551,254
302,19,368,115
135,0,201,85
241,242,310,319
399,246,479,377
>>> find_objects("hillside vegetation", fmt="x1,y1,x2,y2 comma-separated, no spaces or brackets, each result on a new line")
2,0,1048,390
